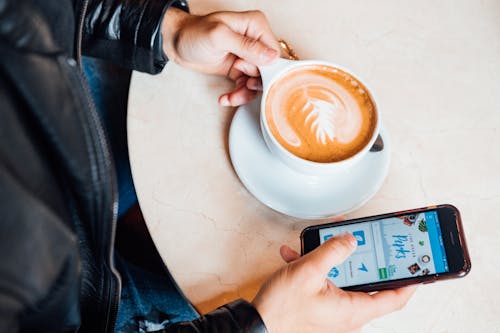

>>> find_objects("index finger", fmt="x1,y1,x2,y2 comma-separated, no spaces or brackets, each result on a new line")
212,11,280,52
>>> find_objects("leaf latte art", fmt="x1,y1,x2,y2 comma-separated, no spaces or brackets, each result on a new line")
265,65,377,163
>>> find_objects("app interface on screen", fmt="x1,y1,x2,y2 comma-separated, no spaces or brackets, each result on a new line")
319,211,449,287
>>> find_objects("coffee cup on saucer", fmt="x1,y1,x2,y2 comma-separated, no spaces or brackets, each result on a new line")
228,43,391,218
258,58,381,175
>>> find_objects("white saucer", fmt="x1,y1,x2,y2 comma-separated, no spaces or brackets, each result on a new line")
228,99,391,219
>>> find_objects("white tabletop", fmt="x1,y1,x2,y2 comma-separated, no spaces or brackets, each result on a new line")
127,0,500,331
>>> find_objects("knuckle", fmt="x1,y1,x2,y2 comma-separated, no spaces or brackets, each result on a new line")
300,260,323,279
346,292,357,307
251,10,266,19
207,22,227,41
278,263,300,285
241,36,260,52
398,298,409,310
341,310,357,329
282,264,297,282
392,298,407,312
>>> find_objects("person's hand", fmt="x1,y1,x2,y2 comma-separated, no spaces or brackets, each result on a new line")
253,233,417,333
162,7,280,107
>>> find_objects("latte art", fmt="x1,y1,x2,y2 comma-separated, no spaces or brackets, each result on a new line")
301,85,360,145
304,91,342,145
265,65,377,163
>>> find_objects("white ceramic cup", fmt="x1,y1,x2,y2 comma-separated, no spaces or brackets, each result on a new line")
258,58,382,175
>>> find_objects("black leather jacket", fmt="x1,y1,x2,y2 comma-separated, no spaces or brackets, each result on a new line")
0,0,267,332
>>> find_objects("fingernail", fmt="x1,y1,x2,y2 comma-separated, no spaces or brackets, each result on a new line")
262,47,278,63
236,76,247,86
343,233,358,247
219,95,231,107
232,95,244,106
241,62,250,73
248,80,263,91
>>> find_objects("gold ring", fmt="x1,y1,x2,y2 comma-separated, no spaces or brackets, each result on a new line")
278,39,299,60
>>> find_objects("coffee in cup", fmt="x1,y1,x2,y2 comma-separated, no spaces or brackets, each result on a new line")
264,65,377,163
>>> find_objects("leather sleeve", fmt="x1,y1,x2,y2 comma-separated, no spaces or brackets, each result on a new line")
82,0,189,74
162,299,268,333
0,78,82,333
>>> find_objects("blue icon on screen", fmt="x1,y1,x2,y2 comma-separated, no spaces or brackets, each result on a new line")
323,234,333,242
358,263,368,272
353,230,366,246
328,267,340,278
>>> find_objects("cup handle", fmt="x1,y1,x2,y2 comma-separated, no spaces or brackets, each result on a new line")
258,39,300,88
369,134,384,152
258,58,295,88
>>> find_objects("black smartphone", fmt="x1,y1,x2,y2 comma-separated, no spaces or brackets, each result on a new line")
301,204,471,292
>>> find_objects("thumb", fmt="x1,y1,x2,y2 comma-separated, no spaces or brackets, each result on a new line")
220,26,278,66
303,233,357,282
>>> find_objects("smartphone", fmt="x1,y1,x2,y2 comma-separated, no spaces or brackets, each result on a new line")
301,204,471,292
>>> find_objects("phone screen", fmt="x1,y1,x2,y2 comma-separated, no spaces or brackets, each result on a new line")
318,211,449,287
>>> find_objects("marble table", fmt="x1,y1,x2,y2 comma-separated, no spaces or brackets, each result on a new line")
127,0,500,331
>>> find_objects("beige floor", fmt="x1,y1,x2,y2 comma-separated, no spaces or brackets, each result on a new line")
128,0,500,331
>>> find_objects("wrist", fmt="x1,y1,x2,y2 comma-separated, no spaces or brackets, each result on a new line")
252,297,277,333
161,6,191,63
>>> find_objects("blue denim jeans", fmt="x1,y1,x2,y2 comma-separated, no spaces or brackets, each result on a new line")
113,255,199,332
82,57,199,332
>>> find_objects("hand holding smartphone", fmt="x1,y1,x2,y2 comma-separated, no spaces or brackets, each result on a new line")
301,204,471,292
254,233,417,333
